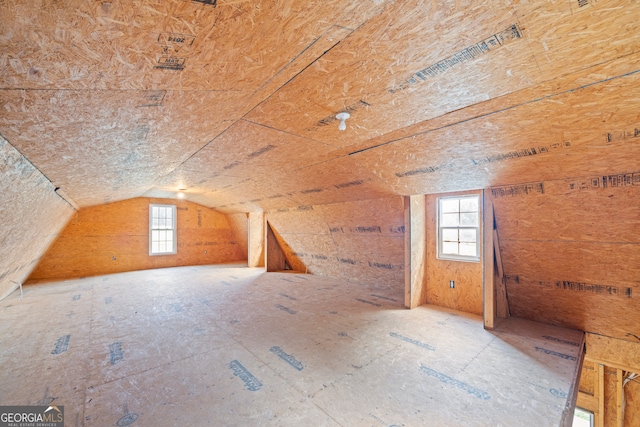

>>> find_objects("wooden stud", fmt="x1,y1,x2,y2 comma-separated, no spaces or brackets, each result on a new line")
616,369,623,427
598,364,605,427
403,197,412,308
483,189,495,330
248,211,265,268
577,391,598,414
493,229,509,319
404,195,427,309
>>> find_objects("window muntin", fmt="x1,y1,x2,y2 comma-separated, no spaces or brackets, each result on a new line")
438,195,479,262
149,204,177,255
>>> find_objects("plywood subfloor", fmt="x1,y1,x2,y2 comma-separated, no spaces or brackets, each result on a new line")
0,265,583,426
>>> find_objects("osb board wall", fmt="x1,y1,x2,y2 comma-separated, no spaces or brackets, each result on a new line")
351,57,640,198
491,176,639,343
577,335,640,427
266,222,288,272
425,191,483,315
266,196,405,290
29,197,245,280
0,136,74,300
248,211,265,268
226,213,248,260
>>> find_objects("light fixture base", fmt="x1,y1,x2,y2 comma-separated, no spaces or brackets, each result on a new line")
336,112,350,131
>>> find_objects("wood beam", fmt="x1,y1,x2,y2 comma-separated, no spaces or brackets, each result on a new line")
616,369,623,427
404,195,427,309
586,334,640,374
248,211,265,268
483,189,496,329
597,363,605,427
493,229,509,319
577,391,598,412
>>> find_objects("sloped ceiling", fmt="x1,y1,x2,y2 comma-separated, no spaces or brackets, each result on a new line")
1,0,638,212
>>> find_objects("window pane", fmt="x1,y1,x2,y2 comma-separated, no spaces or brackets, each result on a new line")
460,212,478,226
442,228,458,242
459,229,476,243
441,213,459,227
440,199,459,214
460,197,478,213
151,207,159,228
459,242,477,257
573,408,593,427
442,242,459,255
438,196,479,261
150,205,176,254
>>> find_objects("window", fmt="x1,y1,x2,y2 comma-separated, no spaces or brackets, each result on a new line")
573,408,593,427
438,195,480,262
149,204,177,255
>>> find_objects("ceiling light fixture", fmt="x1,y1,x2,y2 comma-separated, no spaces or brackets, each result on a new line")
336,112,350,131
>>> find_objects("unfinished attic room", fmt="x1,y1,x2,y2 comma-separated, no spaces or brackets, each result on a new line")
2,0,640,426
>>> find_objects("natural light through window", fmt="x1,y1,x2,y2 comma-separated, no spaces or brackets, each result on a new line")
573,407,593,427
149,204,176,255
438,195,480,262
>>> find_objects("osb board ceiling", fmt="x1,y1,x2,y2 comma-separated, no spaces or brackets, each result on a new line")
0,0,639,211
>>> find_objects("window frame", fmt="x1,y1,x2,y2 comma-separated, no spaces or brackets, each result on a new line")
437,195,480,263
572,407,594,427
149,204,177,256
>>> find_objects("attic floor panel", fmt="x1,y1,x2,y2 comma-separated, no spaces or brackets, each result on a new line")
0,265,583,426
